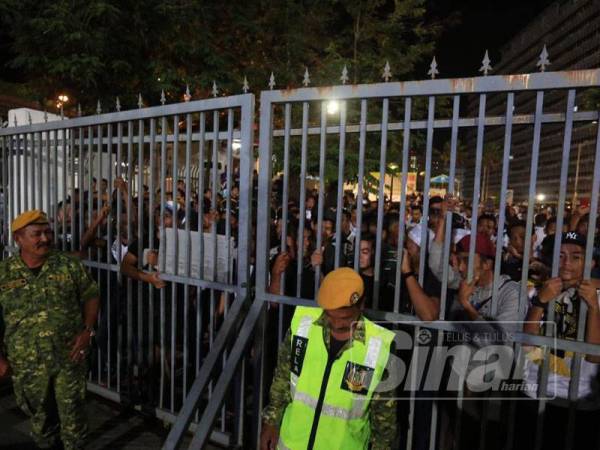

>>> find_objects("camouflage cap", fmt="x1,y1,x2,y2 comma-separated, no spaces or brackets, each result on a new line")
11,209,49,232
317,267,364,310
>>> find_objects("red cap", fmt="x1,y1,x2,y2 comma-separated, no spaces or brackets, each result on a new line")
456,232,496,258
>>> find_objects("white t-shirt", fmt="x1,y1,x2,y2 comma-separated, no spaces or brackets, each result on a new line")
534,226,546,258
524,351,599,404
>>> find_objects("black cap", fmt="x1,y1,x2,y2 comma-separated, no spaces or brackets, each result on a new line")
562,231,586,248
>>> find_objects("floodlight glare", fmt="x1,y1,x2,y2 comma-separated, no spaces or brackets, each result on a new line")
327,100,339,115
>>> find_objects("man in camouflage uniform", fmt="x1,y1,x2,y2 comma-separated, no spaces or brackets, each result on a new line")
0,210,99,450
261,268,397,450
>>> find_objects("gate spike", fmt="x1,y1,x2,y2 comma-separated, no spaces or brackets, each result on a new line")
96,100,102,115
242,76,249,94
116,97,121,112
44,110,48,122
77,104,82,117
427,56,439,79
184,84,191,102
303,67,311,87
479,50,492,76
382,61,392,82
537,45,550,72
27,112,32,125
340,65,349,85
268,72,276,90
212,81,218,98
160,90,166,105
137,93,143,108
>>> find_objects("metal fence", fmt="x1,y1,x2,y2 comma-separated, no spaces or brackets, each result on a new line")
2,65,600,450
0,94,255,446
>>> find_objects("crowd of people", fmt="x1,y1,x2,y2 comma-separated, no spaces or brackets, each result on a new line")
2,167,600,449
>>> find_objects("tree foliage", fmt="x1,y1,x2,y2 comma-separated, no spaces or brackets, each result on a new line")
1,0,443,112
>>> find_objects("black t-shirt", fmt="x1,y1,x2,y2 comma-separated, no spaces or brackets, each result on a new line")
361,272,375,309
501,255,523,282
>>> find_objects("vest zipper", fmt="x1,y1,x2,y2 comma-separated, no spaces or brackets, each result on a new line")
306,352,336,450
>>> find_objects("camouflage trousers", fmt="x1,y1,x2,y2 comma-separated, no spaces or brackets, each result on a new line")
12,360,87,450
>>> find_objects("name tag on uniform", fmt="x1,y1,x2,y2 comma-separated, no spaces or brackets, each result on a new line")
0,278,27,291
291,335,308,376
47,274,70,283
341,361,374,396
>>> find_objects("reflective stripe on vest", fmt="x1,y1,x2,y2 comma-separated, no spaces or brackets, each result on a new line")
293,391,367,420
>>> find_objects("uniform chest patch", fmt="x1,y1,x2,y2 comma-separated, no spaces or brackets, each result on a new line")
340,361,374,396
291,335,308,376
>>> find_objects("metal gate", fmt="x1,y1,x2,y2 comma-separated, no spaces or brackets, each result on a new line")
0,93,255,446
249,68,600,450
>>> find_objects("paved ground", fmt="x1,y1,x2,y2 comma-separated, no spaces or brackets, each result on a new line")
0,381,210,450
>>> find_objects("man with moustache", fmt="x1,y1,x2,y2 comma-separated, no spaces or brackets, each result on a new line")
0,210,99,450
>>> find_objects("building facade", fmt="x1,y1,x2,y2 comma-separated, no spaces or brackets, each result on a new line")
464,0,600,204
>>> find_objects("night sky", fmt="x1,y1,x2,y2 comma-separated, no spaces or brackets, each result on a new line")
427,0,557,78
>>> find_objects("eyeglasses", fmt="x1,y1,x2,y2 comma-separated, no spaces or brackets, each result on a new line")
429,208,442,216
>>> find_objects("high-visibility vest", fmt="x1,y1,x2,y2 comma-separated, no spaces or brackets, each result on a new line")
278,306,395,450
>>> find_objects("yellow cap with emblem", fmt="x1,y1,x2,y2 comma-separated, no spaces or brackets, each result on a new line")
11,209,49,232
317,267,364,310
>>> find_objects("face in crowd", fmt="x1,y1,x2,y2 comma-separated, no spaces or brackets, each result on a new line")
359,239,374,271
477,217,496,239
322,219,334,241
559,243,586,288
509,224,527,256
428,201,443,230
457,252,493,283
411,207,422,224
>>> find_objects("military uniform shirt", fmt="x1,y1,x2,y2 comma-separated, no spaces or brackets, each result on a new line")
0,250,99,368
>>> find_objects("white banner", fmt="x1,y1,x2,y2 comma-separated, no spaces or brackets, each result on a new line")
158,228,236,283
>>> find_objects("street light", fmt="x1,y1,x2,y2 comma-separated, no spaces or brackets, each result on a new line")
536,193,546,202
326,100,339,115
57,94,69,117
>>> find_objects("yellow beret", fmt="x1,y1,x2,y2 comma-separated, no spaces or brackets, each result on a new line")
317,267,364,310
11,209,49,232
